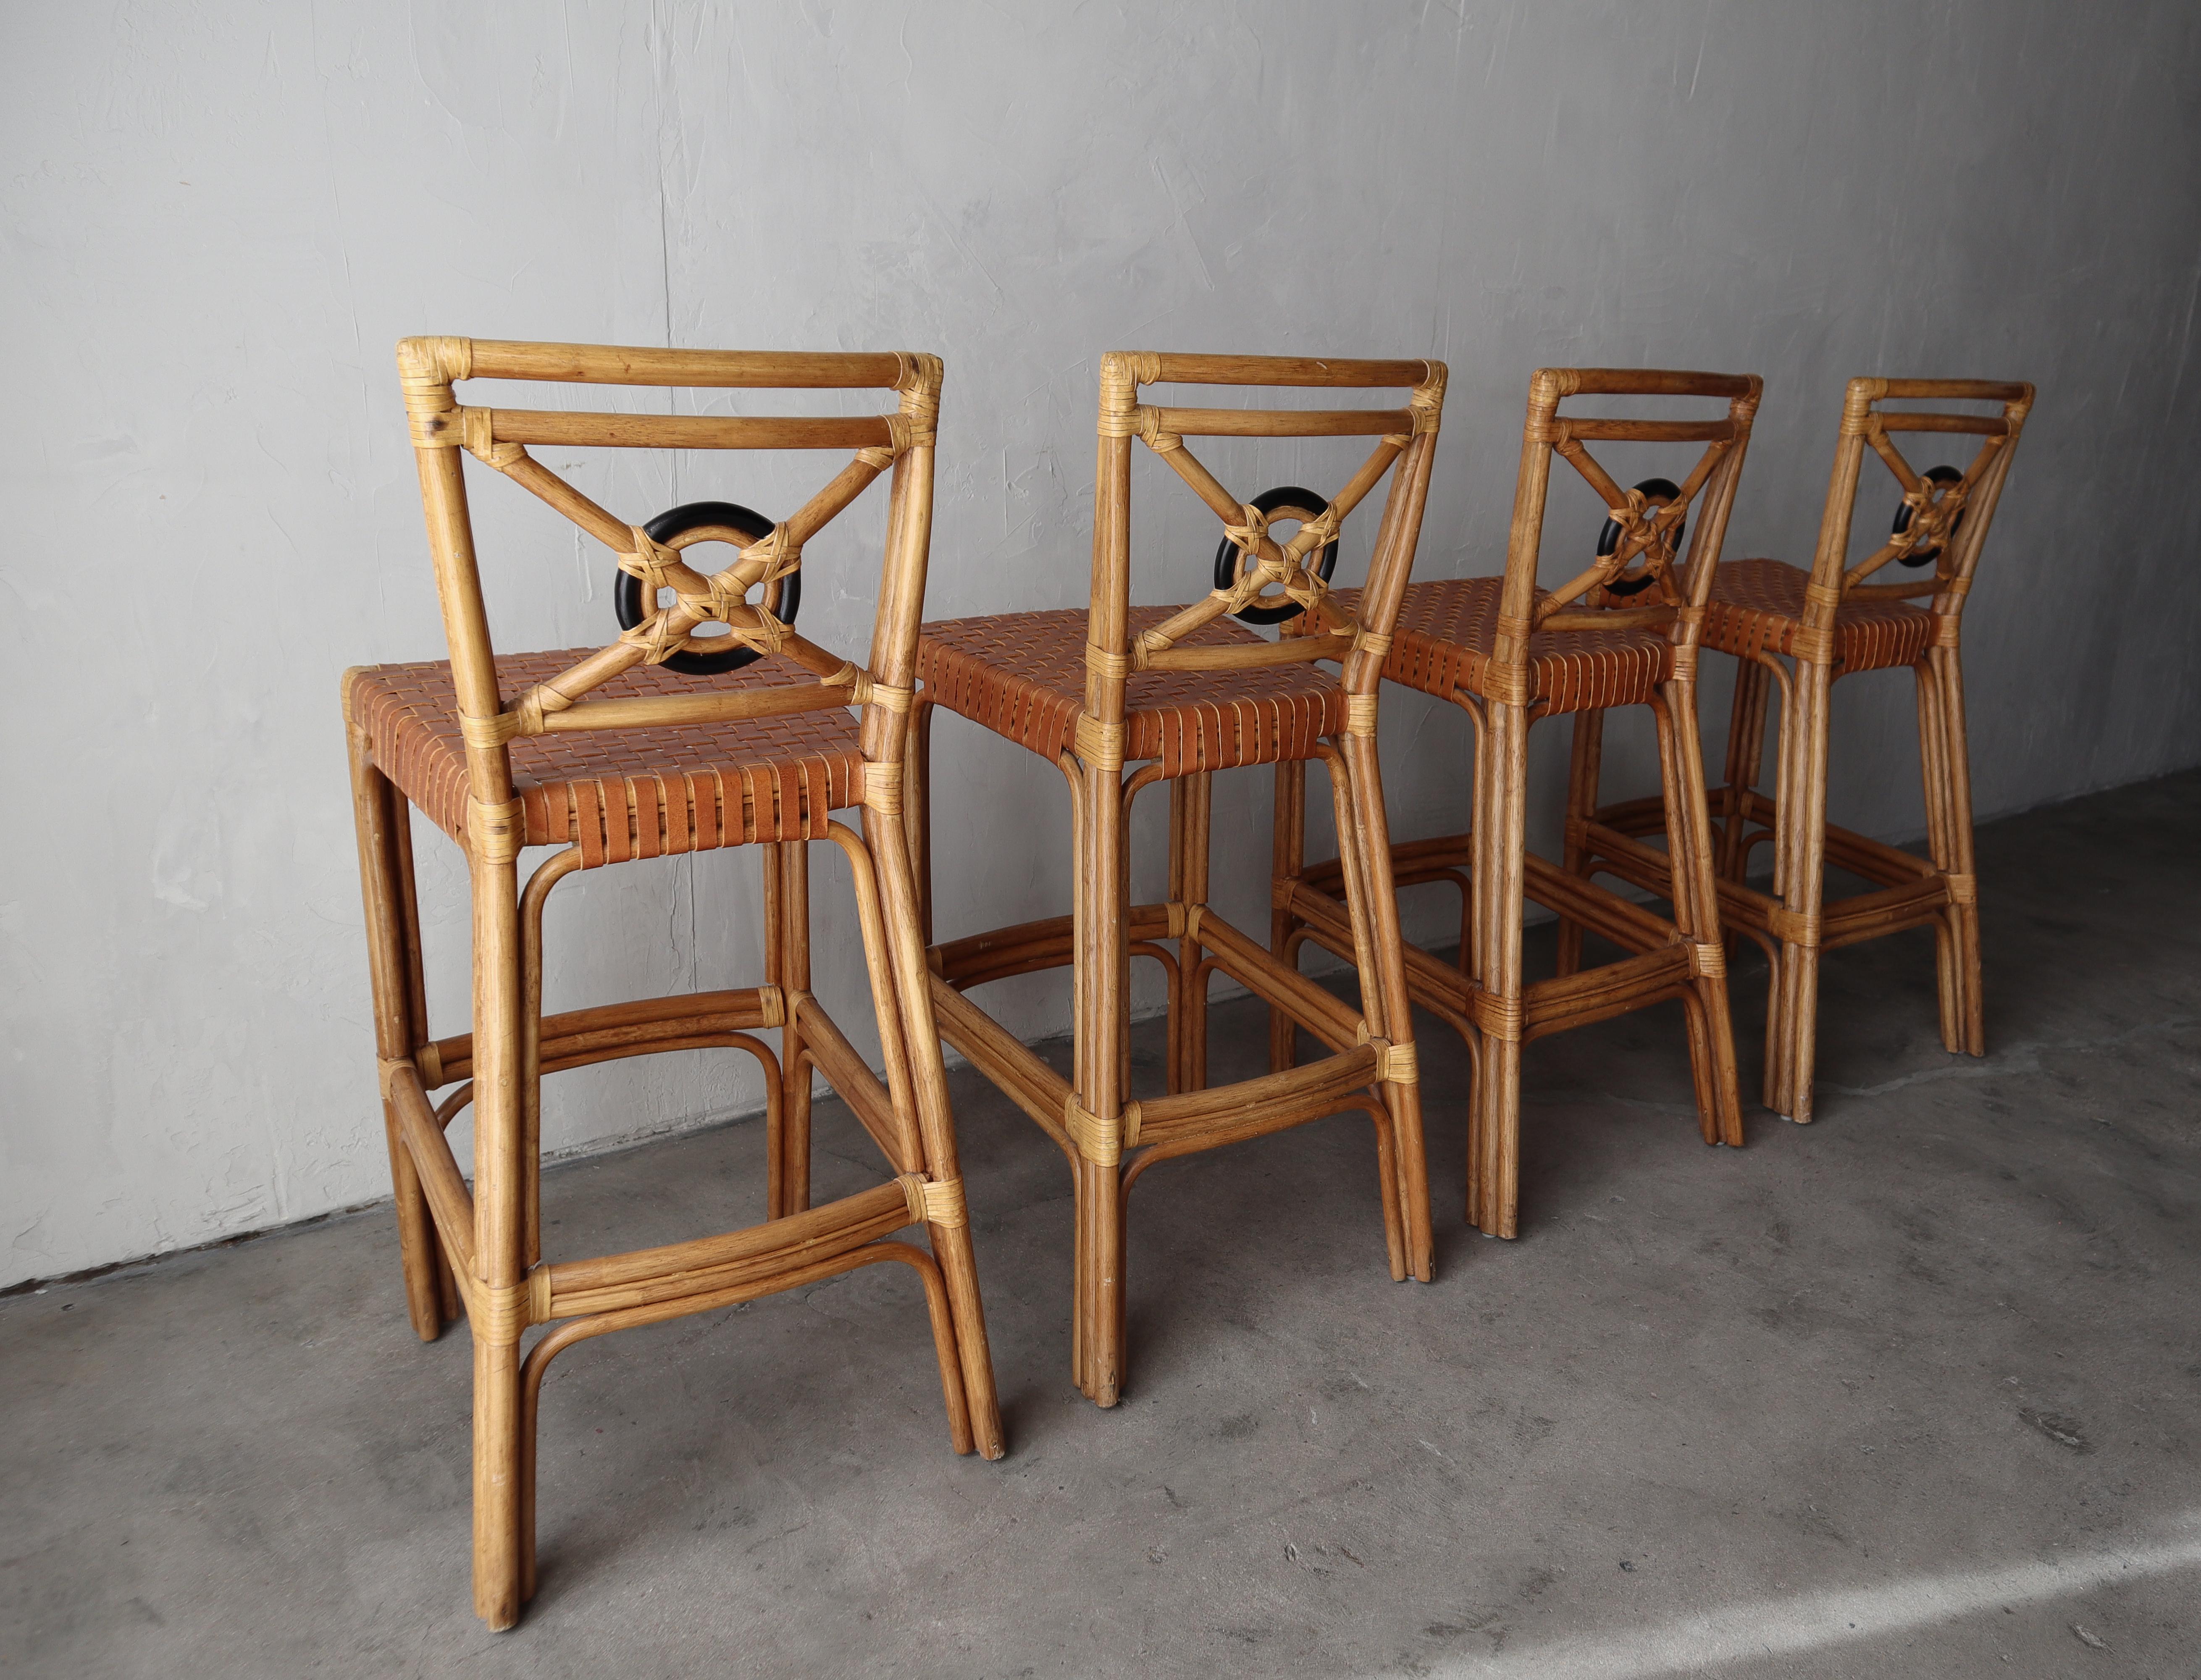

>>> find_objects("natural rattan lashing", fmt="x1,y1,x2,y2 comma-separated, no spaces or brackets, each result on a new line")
344,337,1001,1631
1571,377,2034,1123
1276,368,1764,1242
910,351,1447,1409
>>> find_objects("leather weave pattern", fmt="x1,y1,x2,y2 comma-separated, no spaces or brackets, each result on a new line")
1704,559,1936,672
917,606,1347,774
1340,578,1674,714
347,649,861,868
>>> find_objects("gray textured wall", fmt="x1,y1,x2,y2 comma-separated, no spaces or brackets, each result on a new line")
5,1,2198,1286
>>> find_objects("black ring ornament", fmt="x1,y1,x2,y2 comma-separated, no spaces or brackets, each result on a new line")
613,500,794,676
1891,464,1965,567
1594,477,1685,598
1212,486,1340,626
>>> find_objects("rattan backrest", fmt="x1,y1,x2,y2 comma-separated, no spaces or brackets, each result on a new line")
1800,378,2034,622
1489,368,1763,688
1084,352,1448,733
394,337,940,824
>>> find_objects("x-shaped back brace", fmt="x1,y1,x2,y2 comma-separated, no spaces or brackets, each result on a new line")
447,409,924,743
1533,422,1736,632
1839,417,2008,599
1121,421,1416,670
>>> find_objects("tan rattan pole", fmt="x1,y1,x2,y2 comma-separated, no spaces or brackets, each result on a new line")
1141,635,1353,671
543,1179,911,1305
396,338,529,1626
528,685,856,733
848,357,1003,1453
1874,377,2030,402
1547,417,1739,442
462,341,913,388
1540,368,1758,398
1145,353,1436,387
483,409,893,452
1143,405,1416,438
344,714,444,1340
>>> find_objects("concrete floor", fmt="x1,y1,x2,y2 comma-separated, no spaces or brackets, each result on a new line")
4,772,2198,1679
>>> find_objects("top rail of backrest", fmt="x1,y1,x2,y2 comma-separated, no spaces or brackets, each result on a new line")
1529,367,1763,444
1101,350,1447,442
396,337,938,455
1844,376,2035,436
403,336,927,391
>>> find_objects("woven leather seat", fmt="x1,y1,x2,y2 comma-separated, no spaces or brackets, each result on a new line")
1334,578,1674,714
1705,557,1934,672
918,606,1346,775
346,650,863,869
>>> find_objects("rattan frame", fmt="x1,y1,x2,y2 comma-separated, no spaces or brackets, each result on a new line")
343,337,1001,1630
1276,368,1763,1238
907,352,1446,1407
1572,377,2032,1121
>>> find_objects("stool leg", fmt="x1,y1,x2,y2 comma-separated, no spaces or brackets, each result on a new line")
344,727,443,1341
393,804,463,1327
1471,698,1530,1239
769,843,814,1218
1921,646,1986,1055
1269,760,1308,1074
864,806,1005,1458
1073,746,1131,1405
473,1336,524,1630
1168,774,1213,1093
1654,686,1744,1147
1914,660,1960,1051
1718,657,1773,885
908,696,936,948
1555,708,1605,979
468,855,528,1631
1340,730,1432,1280
897,696,994,1427
1771,659,1833,1122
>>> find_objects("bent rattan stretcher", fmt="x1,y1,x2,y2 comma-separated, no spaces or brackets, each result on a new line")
344,338,1001,1630
909,352,1447,1406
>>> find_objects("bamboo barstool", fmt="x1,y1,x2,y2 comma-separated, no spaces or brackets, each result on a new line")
1275,369,1762,1239
908,353,1447,1407
1568,378,2033,1121
342,338,1001,1630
